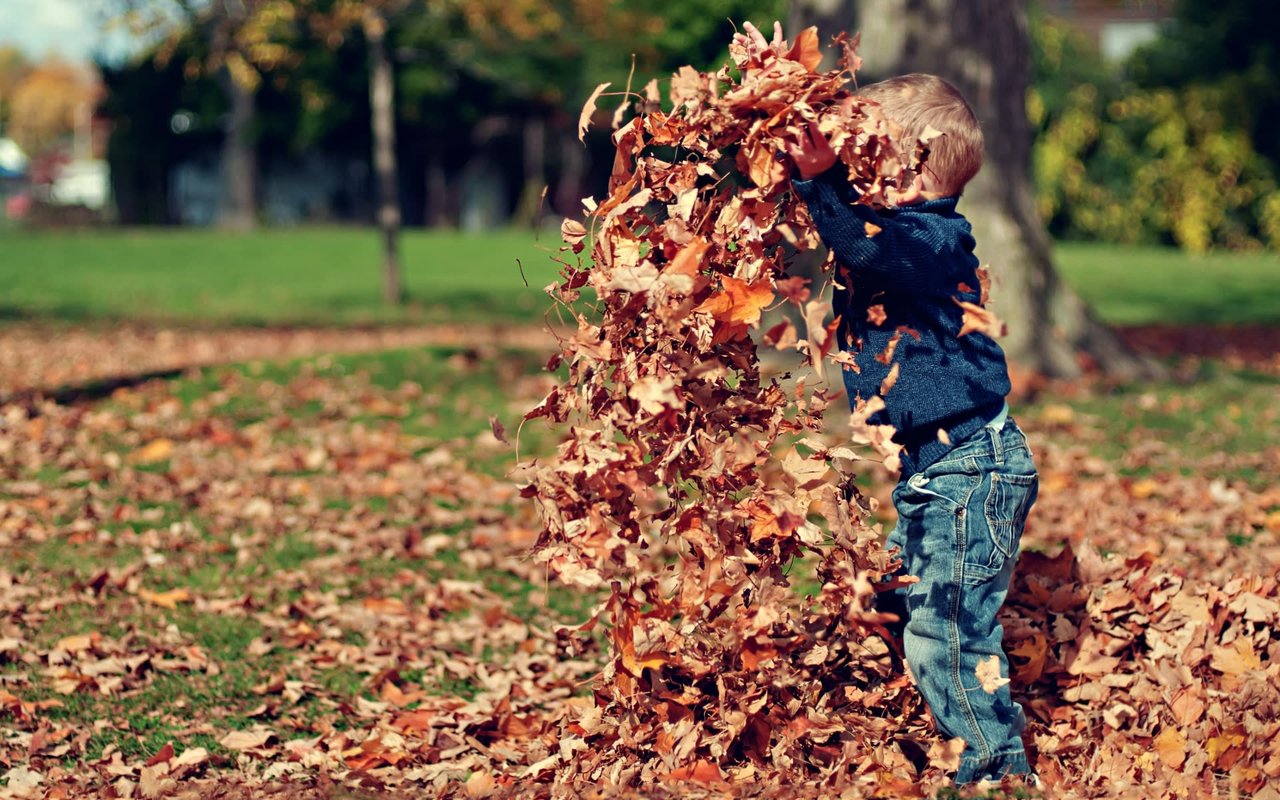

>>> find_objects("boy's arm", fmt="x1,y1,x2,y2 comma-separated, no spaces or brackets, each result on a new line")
785,120,955,293
792,173,954,292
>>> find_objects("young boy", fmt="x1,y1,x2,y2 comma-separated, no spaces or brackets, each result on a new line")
785,74,1041,785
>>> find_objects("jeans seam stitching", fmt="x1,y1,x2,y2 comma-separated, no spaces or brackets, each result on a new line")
950,477,991,764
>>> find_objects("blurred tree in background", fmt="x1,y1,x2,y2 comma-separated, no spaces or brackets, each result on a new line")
93,0,1278,258
0,46,32,133
2,57,98,159
1030,1,1280,251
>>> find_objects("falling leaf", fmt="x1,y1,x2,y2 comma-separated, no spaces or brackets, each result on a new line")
695,276,775,328
928,738,967,772
629,375,679,416
864,221,882,237
578,82,610,141
489,415,509,445
975,654,1009,693
955,299,1007,339
788,27,823,72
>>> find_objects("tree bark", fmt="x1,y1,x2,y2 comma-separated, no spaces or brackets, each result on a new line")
425,148,448,227
555,125,586,219
218,66,257,231
209,0,257,231
366,9,403,305
514,115,547,227
796,0,1157,379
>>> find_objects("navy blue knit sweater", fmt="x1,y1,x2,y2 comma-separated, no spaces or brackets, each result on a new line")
792,168,1011,476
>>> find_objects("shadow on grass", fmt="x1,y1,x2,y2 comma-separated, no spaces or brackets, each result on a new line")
2,368,186,410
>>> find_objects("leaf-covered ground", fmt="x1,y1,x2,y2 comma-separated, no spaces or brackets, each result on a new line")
1,323,1278,798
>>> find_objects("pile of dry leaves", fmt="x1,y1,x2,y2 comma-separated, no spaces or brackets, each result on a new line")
518,25,955,793
513,24,1280,798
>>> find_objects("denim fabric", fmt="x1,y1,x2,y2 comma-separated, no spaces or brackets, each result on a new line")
881,416,1039,784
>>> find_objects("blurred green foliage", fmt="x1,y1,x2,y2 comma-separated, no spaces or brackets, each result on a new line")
1030,4,1280,251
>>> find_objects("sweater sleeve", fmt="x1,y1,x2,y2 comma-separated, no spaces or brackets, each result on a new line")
792,172,958,294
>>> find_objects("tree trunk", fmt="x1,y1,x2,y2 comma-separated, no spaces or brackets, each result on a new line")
555,126,586,218
514,115,547,227
218,67,257,231
797,0,1157,379
366,9,403,305
425,148,448,227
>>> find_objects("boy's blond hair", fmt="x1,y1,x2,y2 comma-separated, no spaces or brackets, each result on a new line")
857,73,984,197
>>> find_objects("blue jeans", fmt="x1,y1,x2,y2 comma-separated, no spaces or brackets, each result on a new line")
881,417,1038,784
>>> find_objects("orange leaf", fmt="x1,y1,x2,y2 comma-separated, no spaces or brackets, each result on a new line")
665,759,723,784
696,276,774,328
955,300,1006,339
666,238,710,277
864,221,882,237
1008,635,1048,684
362,597,408,615
787,26,823,72
741,642,778,671
742,136,786,189
390,709,435,735
144,742,175,768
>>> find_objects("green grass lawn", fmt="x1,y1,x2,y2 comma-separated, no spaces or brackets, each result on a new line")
0,227,565,326
1052,242,1280,325
0,226,1276,327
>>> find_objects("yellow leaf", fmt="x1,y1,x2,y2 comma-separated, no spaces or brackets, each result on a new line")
1205,731,1245,766
1129,478,1159,500
218,728,274,752
1153,727,1185,769
1041,404,1075,425
133,438,174,463
139,588,191,610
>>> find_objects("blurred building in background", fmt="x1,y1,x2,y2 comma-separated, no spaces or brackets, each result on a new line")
1045,0,1173,62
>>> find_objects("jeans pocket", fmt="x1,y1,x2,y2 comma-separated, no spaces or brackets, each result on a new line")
962,471,1038,585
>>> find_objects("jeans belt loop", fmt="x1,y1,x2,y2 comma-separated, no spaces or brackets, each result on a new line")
990,417,1005,465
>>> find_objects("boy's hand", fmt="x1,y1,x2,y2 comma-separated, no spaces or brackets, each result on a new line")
733,20,786,66
784,120,838,181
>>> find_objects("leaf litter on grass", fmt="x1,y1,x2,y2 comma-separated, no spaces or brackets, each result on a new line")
0,338,1275,797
